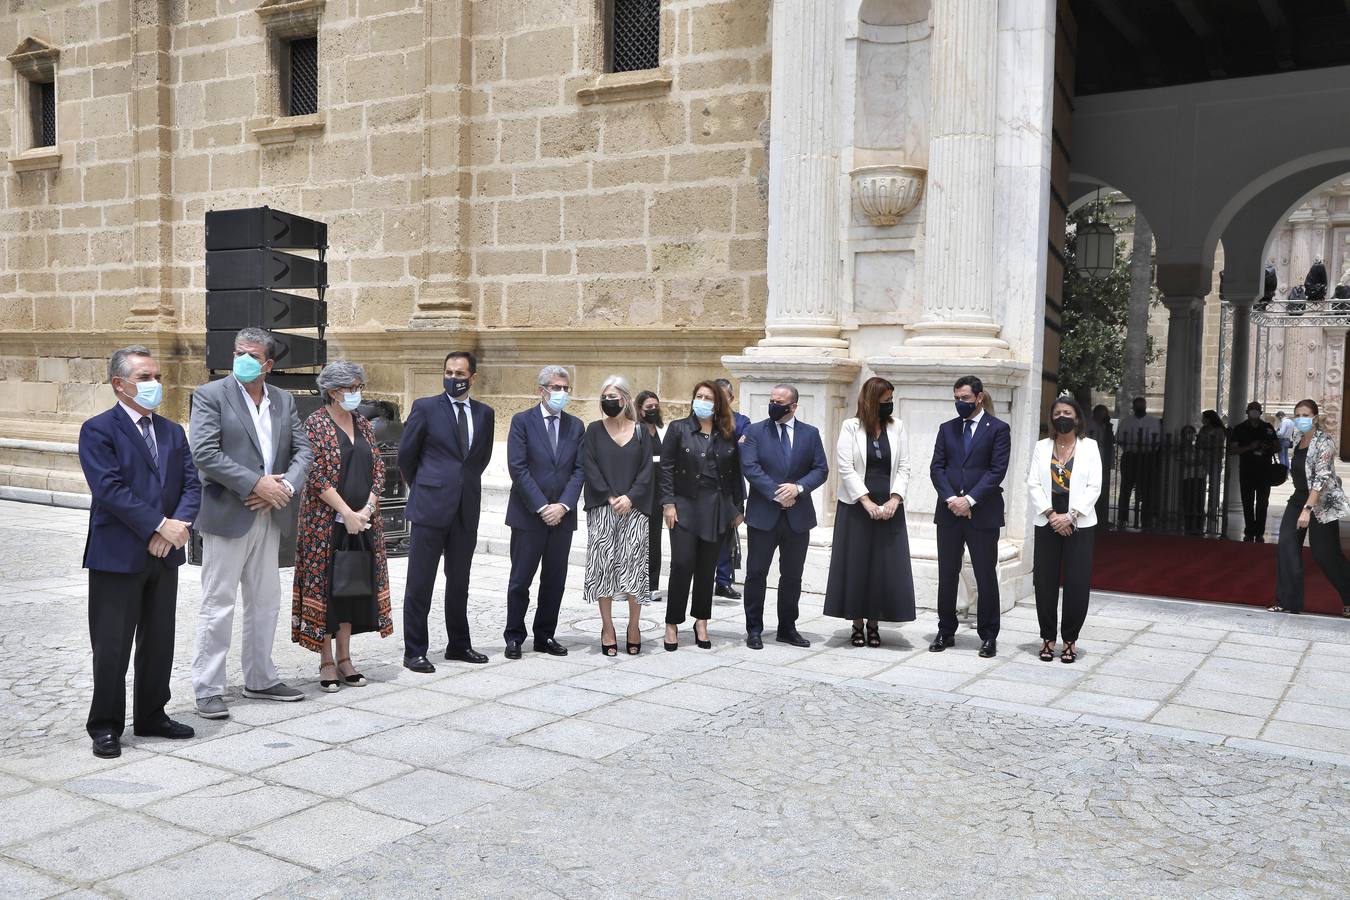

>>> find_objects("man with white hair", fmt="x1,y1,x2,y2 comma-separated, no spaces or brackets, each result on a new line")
189,327,313,718
502,365,586,658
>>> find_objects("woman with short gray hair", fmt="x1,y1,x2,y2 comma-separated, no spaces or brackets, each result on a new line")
292,361,394,689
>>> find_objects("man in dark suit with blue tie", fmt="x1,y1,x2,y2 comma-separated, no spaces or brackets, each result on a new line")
78,346,201,758
400,350,495,671
738,383,830,649
503,365,586,659
929,375,1010,658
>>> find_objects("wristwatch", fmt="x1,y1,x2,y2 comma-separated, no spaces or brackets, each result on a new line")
1303,504,1314,511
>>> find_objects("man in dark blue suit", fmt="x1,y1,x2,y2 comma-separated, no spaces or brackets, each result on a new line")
78,346,201,759
503,365,585,659
399,350,495,671
929,375,1010,658
714,378,752,600
739,384,830,649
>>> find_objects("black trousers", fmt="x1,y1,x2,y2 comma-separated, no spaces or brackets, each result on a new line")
87,558,178,739
935,520,1001,641
1239,464,1271,539
1032,524,1095,642
666,524,721,624
1275,498,1350,612
742,516,810,636
504,525,573,644
1117,452,1155,527
402,511,476,657
648,508,663,592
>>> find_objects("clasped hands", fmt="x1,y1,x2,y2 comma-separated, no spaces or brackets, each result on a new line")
945,495,973,518
1047,511,1075,537
861,495,902,521
244,474,293,512
540,502,569,527
148,518,192,558
773,483,801,508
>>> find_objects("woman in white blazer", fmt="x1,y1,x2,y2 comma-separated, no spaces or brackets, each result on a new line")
823,377,917,647
1027,394,1102,664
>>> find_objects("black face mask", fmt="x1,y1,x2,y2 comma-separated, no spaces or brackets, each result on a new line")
768,402,792,422
642,407,662,426
444,376,471,399
600,398,624,418
1053,416,1076,435
955,399,979,419
878,401,894,420
1133,408,1146,419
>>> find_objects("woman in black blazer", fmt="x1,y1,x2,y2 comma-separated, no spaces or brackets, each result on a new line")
660,381,745,651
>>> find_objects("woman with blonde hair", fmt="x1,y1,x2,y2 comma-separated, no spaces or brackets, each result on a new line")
581,375,657,654
1270,398,1350,616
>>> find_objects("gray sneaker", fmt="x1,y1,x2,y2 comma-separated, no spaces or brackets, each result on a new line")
196,696,229,719
242,682,304,702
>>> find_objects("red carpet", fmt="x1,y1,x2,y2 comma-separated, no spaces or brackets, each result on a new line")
1091,531,1344,615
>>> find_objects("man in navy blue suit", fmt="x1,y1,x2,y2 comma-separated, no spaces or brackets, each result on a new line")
714,378,752,600
399,350,495,671
738,384,830,649
502,365,585,659
929,375,1010,658
78,346,201,759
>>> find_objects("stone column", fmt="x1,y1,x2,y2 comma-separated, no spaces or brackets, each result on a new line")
905,0,1006,355
746,0,847,354
1159,295,1205,433
1223,294,1254,536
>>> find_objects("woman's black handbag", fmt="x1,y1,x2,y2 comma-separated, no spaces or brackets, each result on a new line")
1269,460,1289,488
331,530,375,599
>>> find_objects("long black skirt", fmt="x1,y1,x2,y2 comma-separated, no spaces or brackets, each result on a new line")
823,501,916,622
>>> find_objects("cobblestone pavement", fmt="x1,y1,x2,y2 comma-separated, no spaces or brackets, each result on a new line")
1,499,1348,898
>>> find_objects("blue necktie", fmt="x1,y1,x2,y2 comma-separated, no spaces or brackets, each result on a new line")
963,418,974,454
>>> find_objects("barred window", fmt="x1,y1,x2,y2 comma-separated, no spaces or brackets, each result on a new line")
611,0,660,73
30,79,55,147
287,36,318,117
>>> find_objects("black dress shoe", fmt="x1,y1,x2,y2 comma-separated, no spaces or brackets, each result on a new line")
776,630,810,648
92,734,121,759
534,637,569,656
928,634,955,652
979,639,998,658
403,655,437,674
746,633,763,650
133,719,195,740
504,640,522,660
714,584,742,600
445,647,489,664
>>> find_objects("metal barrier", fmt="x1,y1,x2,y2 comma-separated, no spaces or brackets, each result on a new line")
1100,430,1230,537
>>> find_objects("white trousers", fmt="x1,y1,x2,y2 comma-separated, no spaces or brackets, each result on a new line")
192,513,282,699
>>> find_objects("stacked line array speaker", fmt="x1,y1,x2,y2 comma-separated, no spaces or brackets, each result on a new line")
204,207,328,388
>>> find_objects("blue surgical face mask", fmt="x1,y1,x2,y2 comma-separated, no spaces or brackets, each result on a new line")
233,353,263,384
546,390,568,412
130,380,163,411
339,391,362,412
691,398,715,420
1295,416,1315,433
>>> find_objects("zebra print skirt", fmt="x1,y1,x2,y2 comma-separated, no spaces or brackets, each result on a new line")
582,504,651,604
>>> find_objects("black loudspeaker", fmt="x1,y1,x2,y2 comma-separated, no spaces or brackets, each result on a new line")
206,207,328,251
206,330,327,370
206,249,327,292
205,289,327,331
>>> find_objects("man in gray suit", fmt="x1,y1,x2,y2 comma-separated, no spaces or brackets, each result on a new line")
189,328,313,718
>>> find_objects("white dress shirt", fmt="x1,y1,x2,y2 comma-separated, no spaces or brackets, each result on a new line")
236,378,290,495
448,393,475,447
537,402,569,513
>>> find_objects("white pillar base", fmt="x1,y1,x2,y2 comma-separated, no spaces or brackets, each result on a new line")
901,319,1011,357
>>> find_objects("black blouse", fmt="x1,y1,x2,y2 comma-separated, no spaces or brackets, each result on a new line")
581,420,655,512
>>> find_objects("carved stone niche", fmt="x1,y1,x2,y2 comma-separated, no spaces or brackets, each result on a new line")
850,163,926,227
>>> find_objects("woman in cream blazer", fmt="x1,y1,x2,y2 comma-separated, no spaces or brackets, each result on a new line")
1027,395,1102,664
823,376,917,647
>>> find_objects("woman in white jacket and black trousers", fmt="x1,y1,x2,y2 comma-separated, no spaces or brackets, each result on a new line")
1027,394,1102,664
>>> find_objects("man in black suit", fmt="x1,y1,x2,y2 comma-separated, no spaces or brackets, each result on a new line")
929,375,1011,658
399,350,495,671
502,365,586,659
738,383,829,649
77,346,201,758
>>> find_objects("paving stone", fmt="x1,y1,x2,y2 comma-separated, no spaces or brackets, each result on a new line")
1077,674,1180,701
1150,704,1266,738
269,707,407,744
958,678,1064,706
0,859,67,899
1052,691,1161,720
870,665,972,692
348,686,478,720
514,718,649,759
1171,687,1279,719
438,744,587,788
352,770,511,826
101,841,309,899
144,777,319,837
7,812,207,881
433,701,560,739
345,723,493,769
65,755,232,809
1260,720,1350,754
498,683,617,716
255,748,413,797
0,771,31,797
173,728,327,773
578,698,713,734
559,667,671,697
235,801,421,869
636,682,752,714
1271,701,1350,731
789,653,894,679
0,787,108,847
424,670,543,700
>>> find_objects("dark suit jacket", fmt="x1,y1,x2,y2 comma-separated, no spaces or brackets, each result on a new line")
733,411,751,439
505,406,585,531
399,393,495,531
79,406,201,573
739,418,829,533
930,413,1011,530
659,416,746,514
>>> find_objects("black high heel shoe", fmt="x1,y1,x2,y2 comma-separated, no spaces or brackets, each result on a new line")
663,627,678,652
693,621,712,650
626,622,642,655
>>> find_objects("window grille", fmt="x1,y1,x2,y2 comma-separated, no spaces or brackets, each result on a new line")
32,80,55,147
611,0,660,73
288,36,318,117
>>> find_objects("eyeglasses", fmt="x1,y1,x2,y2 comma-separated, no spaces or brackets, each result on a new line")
545,384,571,392
345,384,366,392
